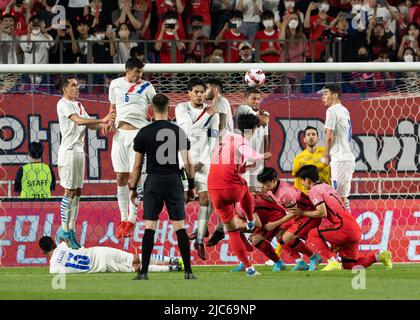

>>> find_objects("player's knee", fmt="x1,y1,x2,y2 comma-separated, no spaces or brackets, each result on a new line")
282,232,295,244
117,173,129,186
198,194,209,206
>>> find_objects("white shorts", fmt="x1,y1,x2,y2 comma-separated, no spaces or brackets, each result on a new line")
94,247,134,273
58,152,85,190
196,181,208,193
330,160,355,198
111,129,139,173
195,165,209,193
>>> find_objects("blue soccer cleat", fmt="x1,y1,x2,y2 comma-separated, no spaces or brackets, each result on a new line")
58,229,72,245
291,260,309,271
272,260,286,272
309,253,323,271
231,263,245,272
69,229,82,249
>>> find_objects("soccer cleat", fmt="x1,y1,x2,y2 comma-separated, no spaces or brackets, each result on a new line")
184,272,198,280
188,227,209,241
309,253,322,271
194,241,206,260
133,273,148,280
116,221,127,238
291,260,309,271
231,263,245,272
246,267,261,277
58,229,73,246
272,260,287,272
379,250,393,269
68,229,82,249
206,229,225,247
174,258,184,271
122,221,135,238
320,260,342,271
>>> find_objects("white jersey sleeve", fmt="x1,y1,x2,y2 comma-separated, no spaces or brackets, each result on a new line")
324,108,337,131
175,102,212,136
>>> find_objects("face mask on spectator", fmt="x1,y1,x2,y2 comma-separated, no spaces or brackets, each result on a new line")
32,28,41,35
319,3,330,12
284,1,295,9
262,20,274,28
118,30,130,38
288,19,299,29
404,54,414,62
96,33,105,40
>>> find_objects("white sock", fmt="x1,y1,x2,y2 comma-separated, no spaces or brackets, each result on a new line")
60,196,73,232
150,254,170,265
69,196,80,231
117,185,129,222
148,265,170,273
197,205,209,242
128,200,138,223
328,257,338,263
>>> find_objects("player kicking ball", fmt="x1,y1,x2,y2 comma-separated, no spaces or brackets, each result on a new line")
208,114,271,277
39,236,183,274
294,165,393,271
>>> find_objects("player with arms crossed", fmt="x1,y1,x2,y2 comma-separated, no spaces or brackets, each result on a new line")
322,84,355,211
56,76,115,249
175,78,219,260
257,167,323,271
39,236,183,274
294,165,393,271
106,58,156,238
208,114,271,277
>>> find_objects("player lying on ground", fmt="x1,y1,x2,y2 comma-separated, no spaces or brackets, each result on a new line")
256,167,323,271
294,165,393,271
39,236,183,274
208,113,271,277
230,194,293,272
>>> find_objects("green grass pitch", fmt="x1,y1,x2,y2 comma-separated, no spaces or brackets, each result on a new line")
1,264,420,300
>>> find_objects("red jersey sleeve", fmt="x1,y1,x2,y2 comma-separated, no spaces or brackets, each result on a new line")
308,186,325,207
280,192,297,209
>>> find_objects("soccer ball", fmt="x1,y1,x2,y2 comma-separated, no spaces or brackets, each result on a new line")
244,69,266,87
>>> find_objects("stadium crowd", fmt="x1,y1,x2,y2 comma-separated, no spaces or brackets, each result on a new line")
0,0,419,65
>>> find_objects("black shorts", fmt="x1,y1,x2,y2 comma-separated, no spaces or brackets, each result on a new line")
143,173,186,221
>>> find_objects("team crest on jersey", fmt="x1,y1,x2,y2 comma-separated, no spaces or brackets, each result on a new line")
313,198,319,205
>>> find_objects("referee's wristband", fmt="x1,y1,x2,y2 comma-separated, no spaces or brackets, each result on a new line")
188,178,195,190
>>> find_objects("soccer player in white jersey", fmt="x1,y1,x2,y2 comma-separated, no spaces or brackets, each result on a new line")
234,87,270,192
106,58,156,238
322,84,356,210
175,78,219,260
39,236,183,273
56,76,115,249
201,77,234,247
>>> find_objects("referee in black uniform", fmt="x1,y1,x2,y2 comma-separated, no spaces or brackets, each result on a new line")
129,93,197,280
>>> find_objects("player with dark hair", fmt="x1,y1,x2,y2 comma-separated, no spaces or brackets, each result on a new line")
56,76,115,249
39,236,183,274
105,58,156,239
208,114,272,277
257,167,323,271
175,78,219,260
294,165,393,271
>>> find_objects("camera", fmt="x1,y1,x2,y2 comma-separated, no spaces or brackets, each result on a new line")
165,23,176,29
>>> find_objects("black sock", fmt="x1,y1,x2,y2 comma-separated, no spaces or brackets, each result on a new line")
176,228,192,273
140,229,155,274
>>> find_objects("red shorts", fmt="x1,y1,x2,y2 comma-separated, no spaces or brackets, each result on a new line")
281,216,321,239
209,184,253,223
317,220,362,260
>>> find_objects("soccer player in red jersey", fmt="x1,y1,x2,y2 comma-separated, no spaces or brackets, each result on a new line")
294,165,393,271
208,114,271,277
256,167,322,271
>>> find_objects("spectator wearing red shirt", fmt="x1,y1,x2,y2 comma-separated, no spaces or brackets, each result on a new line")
187,15,212,63
156,0,186,37
186,0,211,39
253,10,281,63
4,0,30,37
215,10,246,63
154,10,185,63
304,1,334,61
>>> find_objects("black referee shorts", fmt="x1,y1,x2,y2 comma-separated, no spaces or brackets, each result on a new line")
143,173,186,221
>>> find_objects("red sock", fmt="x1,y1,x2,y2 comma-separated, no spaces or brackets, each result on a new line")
240,232,253,252
283,243,300,260
228,230,252,268
292,239,313,258
307,229,334,261
342,254,376,270
255,240,279,263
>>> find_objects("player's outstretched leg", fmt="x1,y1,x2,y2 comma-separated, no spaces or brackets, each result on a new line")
228,229,260,277
254,239,285,272
342,251,393,270
307,229,342,271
